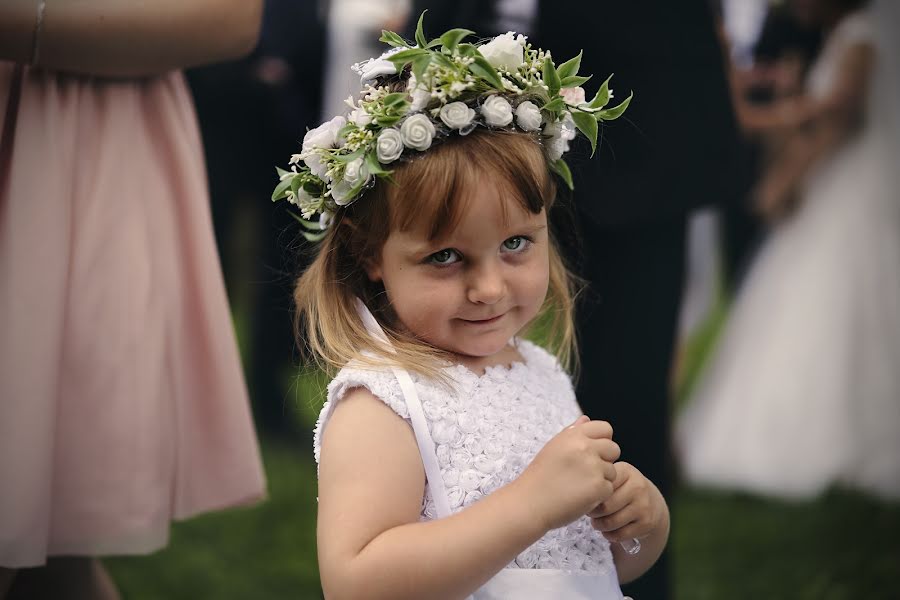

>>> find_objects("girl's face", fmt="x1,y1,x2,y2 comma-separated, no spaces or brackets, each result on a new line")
367,176,550,367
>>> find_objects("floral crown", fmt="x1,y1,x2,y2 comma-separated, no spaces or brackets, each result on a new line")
272,12,631,241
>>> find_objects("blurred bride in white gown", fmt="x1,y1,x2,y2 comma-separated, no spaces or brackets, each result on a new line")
676,0,900,500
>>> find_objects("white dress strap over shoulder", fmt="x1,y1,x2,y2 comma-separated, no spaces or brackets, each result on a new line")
354,299,452,518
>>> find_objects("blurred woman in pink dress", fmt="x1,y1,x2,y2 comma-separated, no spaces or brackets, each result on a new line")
0,1,267,597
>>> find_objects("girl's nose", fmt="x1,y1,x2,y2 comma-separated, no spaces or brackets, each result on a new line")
466,263,506,305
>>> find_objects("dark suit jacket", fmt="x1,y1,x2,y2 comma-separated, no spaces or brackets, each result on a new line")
535,0,740,225
408,1,739,225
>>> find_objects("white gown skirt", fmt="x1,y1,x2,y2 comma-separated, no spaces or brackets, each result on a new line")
676,130,900,500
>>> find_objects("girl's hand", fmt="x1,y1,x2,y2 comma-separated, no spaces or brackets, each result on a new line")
516,416,621,532
587,462,666,543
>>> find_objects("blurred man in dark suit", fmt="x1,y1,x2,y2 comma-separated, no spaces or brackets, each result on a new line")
408,3,740,597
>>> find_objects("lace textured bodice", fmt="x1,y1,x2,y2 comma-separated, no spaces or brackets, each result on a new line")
314,339,617,574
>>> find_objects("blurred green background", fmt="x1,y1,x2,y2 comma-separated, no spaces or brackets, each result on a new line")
105,307,900,599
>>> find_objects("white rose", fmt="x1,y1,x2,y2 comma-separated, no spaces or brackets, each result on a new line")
342,157,370,187
376,128,404,163
481,95,513,127
330,180,356,205
478,32,526,71
319,210,334,230
561,86,586,107
439,101,476,130
514,100,542,131
400,114,436,151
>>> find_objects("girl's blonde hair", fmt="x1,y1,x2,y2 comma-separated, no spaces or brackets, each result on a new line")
294,128,580,379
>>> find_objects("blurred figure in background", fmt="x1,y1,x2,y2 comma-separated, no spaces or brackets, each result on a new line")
188,0,326,438
0,2,267,597
321,0,410,121
406,3,739,598
677,0,900,501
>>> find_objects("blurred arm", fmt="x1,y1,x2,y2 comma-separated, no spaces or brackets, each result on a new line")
0,0,263,77
754,42,874,219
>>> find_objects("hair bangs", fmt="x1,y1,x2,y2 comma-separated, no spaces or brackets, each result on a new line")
385,130,556,241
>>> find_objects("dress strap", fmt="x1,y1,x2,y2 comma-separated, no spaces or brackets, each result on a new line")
354,299,453,519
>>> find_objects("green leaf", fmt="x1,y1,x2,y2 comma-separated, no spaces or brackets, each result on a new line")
288,212,321,230
541,97,566,114
386,47,430,70
439,28,475,52
333,149,364,164
457,43,478,57
380,30,410,48
374,115,403,127
560,75,592,89
549,159,574,190
587,74,614,109
470,54,505,89
596,91,633,121
571,110,599,156
302,228,328,243
337,123,357,140
556,50,582,80
431,52,455,70
276,166,291,178
272,178,292,201
543,57,561,97
412,54,433,83
415,10,428,48
365,152,392,177
383,93,407,107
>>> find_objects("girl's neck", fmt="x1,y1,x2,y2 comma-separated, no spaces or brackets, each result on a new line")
452,343,525,376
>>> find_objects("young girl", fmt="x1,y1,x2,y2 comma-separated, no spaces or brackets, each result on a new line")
275,18,669,599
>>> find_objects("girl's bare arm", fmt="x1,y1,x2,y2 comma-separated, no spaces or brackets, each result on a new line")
0,0,262,77
317,389,619,600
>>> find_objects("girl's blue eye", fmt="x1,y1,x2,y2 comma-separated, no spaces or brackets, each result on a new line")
502,236,528,252
428,249,460,265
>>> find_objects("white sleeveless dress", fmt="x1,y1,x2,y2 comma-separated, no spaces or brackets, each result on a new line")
676,10,900,500
314,338,625,599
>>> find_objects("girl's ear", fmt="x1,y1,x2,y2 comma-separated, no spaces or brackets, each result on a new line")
364,258,383,282
343,217,383,282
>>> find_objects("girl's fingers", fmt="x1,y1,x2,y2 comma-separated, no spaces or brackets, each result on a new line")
601,521,647,544
594,440,621,463
579,419,613,440
591,504,638,533
588,486,632,518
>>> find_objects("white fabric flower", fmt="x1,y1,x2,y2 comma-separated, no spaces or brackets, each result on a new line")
407,73,432,112
439,101,476,130
479,32,526,71
302,116,346,178
561,86,587,107
342,157,370,187
304,154,328,180
330,180,355,205
350,107,372,127
400,114,436,151
376,128,404,163
544,111,577,160
481,95,514,127
352,47,403,83
302,115,346,151
514,100,542,131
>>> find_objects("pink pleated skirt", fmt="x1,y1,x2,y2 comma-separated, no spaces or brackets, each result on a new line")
0,64,266,568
